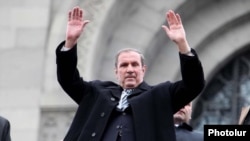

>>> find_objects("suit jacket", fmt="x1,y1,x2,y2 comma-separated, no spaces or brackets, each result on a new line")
56,41,205,141
175,123,203,141
0,116,11,141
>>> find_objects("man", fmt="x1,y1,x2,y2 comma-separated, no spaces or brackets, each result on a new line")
56,6,205,141
0,116,11,141
174,102,203,141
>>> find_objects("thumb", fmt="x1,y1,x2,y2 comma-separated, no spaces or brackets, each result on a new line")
162,25,170,34
83,20,90,27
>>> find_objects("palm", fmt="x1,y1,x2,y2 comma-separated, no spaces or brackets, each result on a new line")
66,20,84,40
167,24,186,42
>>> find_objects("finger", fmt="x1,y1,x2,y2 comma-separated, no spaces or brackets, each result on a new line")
76,7,80,20
166,11,173,26
176,14,182,25
161,25,169,33
73,7,78,20
168,10,178,25
78,8,83,21
68,11,72,21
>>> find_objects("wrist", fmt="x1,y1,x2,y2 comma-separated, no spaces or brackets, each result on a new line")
181,49,194,56
61,46,71,51
65,40,76,49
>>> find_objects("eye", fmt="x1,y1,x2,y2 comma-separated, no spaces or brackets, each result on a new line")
119,63,128,68
132,62,140,67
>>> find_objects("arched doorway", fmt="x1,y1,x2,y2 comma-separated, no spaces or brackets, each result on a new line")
192,44,250,130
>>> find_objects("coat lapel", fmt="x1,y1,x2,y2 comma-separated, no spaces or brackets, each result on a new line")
109,86,123,99
130,81,151,96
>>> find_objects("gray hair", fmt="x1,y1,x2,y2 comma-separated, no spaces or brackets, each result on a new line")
114,48,145,67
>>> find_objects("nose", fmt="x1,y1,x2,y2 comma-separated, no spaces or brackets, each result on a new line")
126,64,134,72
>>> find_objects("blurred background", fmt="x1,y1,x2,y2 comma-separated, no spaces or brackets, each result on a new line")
0,0,249,140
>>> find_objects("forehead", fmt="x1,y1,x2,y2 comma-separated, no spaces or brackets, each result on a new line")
118,51,141,60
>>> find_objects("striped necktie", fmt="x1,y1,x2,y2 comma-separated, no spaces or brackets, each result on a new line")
117,89,133,111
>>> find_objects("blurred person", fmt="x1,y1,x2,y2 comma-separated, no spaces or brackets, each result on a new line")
0,116,11,141
55,6,205,141
239,106,250,125
174,102,203,141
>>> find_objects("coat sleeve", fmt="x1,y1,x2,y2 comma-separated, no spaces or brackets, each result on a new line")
170,48,205,113
56,41,91,104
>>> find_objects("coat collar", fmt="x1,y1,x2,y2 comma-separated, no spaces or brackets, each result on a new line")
109,81,151,99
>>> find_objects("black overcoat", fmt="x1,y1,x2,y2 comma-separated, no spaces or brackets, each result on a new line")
56,41,205,141
0,116,11,141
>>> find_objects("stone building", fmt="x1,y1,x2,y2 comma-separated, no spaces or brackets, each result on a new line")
0,0,249,140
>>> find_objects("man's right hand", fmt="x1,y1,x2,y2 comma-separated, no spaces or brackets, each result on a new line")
65,6,90,48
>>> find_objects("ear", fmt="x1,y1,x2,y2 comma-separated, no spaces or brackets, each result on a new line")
142,65,147,73
114,68,118,79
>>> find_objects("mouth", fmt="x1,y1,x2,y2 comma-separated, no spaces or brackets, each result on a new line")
126,76,136,79
125,78,135,81
125,75,135,79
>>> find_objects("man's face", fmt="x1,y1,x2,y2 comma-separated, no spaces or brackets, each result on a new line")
174,102,192,123
115,51,146,89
